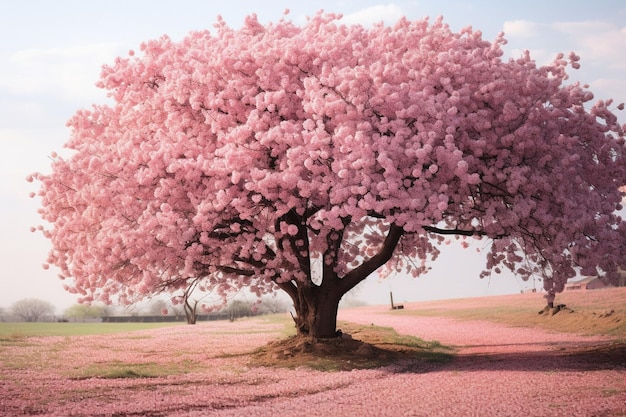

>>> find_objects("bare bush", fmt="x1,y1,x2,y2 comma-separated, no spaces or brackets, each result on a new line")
11,298,55,322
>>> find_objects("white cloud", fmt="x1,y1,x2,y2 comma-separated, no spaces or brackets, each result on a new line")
565,26,626,70
502,17,626,105
548,21,626,101
503,20,541,38
551,20,614,35
587,77,626,103
341,4,405,26
0,43,123,102
506,20,626,71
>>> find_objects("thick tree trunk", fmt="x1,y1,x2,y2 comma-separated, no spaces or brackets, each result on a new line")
290,285,341,338
309,293,340,338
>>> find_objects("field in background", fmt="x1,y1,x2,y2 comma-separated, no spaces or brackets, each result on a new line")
1,287,625,339
392,287,626,337
0,321,185,339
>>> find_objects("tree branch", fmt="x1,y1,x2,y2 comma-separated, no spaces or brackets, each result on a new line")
337,223,404,295
216,265,256,276
273,278,298,301
422,225,486,236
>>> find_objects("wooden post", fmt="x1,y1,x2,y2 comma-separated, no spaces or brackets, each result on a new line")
390,291,404,310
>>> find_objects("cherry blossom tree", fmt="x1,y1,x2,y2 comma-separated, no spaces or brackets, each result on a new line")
31,12,626,338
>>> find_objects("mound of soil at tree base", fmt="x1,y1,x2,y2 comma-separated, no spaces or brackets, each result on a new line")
250,328,452,371
250,334,378,370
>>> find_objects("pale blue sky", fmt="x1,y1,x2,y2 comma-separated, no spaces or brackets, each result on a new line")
1,1,625,311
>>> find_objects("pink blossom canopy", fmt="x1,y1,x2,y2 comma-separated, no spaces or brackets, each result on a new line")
32,12,626,305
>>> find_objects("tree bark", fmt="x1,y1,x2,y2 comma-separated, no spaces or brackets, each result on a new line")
309,288,341,338
290,285,341,338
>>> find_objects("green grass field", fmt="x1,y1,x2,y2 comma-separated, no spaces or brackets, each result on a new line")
0,321,184,339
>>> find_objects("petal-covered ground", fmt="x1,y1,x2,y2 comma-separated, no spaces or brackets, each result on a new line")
1,302,625,416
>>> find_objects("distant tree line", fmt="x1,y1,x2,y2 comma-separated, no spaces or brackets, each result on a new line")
0,296,291,323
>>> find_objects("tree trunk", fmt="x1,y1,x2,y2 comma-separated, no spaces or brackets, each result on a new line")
309,293,340,338
183,297,197,325
290,285,341,338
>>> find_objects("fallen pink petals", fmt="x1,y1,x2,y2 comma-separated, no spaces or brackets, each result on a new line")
1,312,624,416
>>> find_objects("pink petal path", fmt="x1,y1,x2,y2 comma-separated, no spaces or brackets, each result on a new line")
0,306,624,416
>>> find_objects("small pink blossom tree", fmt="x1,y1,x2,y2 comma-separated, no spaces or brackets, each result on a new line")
31,12,626,338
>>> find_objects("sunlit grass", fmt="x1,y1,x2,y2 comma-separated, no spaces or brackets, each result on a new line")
257,312,297,337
